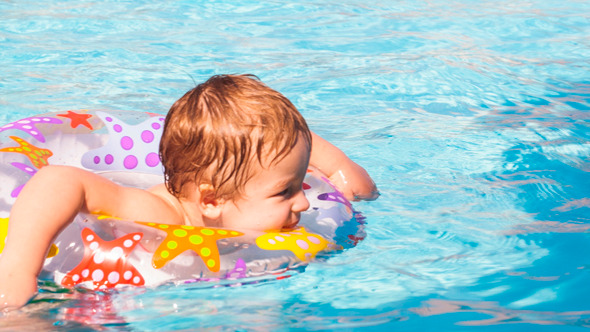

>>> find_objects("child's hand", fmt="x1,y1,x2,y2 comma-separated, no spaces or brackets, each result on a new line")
0,259,38,311
328,160,379,201
309,132,379,202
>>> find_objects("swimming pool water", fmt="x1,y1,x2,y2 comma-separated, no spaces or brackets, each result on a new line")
1,0,589,330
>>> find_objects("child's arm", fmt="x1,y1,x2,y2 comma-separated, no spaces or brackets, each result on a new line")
0,165,179,310
310,132,379,201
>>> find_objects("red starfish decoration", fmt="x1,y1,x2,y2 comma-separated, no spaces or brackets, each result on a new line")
57,110,93,130
347,234,365,247
61,228,145,289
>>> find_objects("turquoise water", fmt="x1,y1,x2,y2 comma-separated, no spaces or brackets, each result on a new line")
1,0,590,330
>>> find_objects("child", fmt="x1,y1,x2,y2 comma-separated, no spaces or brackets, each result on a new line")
0,74,378,310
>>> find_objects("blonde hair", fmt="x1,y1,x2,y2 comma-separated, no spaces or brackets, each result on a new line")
160,74,311,199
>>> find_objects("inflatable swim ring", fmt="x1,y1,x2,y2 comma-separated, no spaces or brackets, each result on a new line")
0,110,364,290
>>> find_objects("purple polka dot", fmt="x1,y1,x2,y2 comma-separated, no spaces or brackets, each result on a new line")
124,155,138,169
113,124,122,133
93,156,100,164
152,122,161,130
141,130,154,143
120,136,134,150
145,152,160,167
159,117,164,122
105,117,113,122
105,154,114,165
296,239,309,250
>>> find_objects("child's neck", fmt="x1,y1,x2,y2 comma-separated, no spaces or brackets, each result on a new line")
147,184,204,227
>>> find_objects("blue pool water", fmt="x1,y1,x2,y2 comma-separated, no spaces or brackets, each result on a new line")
1,0,590,330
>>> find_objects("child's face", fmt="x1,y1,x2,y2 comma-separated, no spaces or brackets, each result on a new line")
218,136,311,232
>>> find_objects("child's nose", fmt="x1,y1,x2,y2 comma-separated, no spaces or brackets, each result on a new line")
292,190,310,213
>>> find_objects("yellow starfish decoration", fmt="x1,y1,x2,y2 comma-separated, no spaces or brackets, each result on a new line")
135,222,243,272
0,136,53,168
256,227,332,261
0,217,58,258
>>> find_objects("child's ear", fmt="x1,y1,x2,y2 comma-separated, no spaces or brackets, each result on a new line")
198,184,223,219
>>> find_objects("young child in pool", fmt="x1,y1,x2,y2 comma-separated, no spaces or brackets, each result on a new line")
0,74,378,310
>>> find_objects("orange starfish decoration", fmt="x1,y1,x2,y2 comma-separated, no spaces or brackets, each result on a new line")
0,136,53,168
135,222,243,272
57,110,93,130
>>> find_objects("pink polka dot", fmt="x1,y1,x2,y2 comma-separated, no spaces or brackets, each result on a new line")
105,117,113,122
108,271,120,284
110,247,124,259
120,136,134,150
72,274,80,282
145,152,159,167
82,269,89,278
105,154,114,165
113,124,122,132
92,269,104,282
141,130,154,143
296,239,309,250
124,155,138,169
93,156,100,164
268,239,276,245
307,236,321,244
152,122,161,130
93,252,105,264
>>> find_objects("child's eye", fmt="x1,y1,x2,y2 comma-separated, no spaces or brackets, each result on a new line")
275,188,290,197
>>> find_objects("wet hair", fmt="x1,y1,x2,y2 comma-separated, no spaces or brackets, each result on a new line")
160,74,311,199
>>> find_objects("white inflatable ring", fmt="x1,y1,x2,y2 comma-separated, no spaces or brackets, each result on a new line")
0,110,364,289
